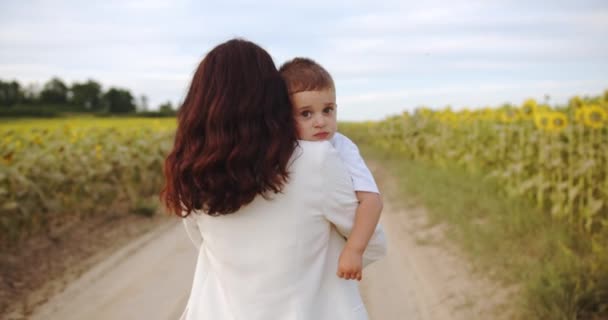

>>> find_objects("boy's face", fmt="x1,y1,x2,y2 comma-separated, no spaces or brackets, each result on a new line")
290,88,337,141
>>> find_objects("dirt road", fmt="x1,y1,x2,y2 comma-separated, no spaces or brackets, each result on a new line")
29,204,509,319
29,222,196,320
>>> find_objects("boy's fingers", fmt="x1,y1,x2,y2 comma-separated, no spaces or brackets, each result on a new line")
338,271,364,281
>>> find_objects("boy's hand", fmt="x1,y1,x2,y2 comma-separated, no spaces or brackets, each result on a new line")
337,246,363,281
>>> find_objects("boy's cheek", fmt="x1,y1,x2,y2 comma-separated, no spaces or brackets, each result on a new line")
294,121,306,138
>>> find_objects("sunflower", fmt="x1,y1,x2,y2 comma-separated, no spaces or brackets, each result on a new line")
459,109,473,123
440,113,459,127
500,109,520,123
582,105,607,129
480,108,497,121
95,144,103,160
415,107,433,118
548,112,568,133
32,135,42,146
568,96,584,110
534,112,553,131
574,108,585,123
1,152,13,166
520,98,538,119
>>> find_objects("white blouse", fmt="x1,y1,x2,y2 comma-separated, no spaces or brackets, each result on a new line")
180,141,387,320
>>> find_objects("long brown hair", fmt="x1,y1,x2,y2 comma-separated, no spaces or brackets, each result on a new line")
160,38,297,217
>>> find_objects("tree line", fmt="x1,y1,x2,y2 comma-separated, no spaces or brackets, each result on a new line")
0,77,176,115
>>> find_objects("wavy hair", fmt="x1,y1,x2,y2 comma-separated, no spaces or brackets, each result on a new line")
160,38,298,217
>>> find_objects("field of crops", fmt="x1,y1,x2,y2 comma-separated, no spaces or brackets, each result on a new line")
339,91,608,318
1,92,607,251
0,117,177,249
344,94,608,235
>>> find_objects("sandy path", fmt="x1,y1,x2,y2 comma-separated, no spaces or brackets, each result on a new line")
360,202,445,320
29,222,197,320
29,168,510,320
359,201,500,320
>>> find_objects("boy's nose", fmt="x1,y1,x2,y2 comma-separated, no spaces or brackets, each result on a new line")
313,116,325,127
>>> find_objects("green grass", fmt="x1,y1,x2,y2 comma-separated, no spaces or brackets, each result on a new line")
360,144,608,320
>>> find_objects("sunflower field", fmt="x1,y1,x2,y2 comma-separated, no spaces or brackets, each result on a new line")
340,91,608,317
0,118,177,250
345,93,608,234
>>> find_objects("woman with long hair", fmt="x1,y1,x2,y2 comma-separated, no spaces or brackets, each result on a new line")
160,38,386,320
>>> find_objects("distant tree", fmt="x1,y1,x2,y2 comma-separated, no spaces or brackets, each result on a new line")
103,87,136,113
0,80,22,107
71,79,102,110
159,101,174,113
21,83,41,104
40,77,69,104
138,95,149,112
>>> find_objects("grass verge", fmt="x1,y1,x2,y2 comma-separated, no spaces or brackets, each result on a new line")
360,144,608,320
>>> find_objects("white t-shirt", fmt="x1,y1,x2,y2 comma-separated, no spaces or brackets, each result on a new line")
330,132,380,194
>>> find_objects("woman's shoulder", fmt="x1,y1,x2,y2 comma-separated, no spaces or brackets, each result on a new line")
293,140,340,166
289,141,350,189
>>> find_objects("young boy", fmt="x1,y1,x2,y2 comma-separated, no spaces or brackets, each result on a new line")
279,57,383,281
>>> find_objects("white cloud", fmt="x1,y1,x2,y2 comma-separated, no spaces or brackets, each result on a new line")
337,79,608,121
0,1,606,118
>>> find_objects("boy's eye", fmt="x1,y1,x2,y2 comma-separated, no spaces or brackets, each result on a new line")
323,107,334,114
300,111,312,118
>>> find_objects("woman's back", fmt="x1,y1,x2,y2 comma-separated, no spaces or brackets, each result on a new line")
181,141,386,320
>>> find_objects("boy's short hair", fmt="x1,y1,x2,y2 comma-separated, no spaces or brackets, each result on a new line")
279,57,335,95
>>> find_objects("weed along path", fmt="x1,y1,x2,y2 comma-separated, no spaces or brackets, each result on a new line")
26,162,511,320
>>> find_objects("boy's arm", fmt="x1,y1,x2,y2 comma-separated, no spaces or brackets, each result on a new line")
345,191,383,254
321,142,387,269
337,191,383,280
331,133,386,279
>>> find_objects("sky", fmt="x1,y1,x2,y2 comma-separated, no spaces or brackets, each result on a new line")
1,0,607,121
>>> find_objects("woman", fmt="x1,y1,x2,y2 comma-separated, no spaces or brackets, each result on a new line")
160,38,387,320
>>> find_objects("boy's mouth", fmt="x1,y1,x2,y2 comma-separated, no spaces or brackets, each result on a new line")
313,132,330,139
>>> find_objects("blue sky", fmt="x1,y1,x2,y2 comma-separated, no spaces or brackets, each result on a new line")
1,0,607,121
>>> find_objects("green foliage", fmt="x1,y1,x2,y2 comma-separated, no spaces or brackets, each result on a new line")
0,106,60,118
71,80,102,110
40,77,69,105
0,78,140,116
133,197,159,217
103,88,136,113
159,101,175,113
0,80,22,107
